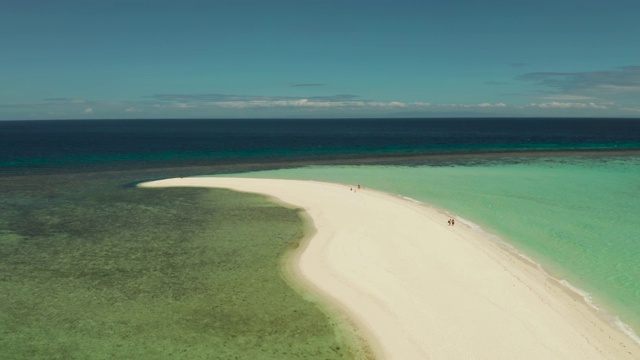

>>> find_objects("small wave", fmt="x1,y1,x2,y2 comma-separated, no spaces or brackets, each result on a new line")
459,214,640,346
405,198,640,346
456,216,543,270
615,317,640,345
559,279,600,310
395,191,640,345
400,195,423,204
559,279,640,345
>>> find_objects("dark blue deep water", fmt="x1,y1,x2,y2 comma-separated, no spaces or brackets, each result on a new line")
1,118,639,174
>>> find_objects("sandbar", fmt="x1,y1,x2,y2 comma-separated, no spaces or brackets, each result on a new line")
140,177,638,359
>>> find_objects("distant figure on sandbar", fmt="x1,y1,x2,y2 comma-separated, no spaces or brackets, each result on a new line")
448,219,452,226
451,218,455,226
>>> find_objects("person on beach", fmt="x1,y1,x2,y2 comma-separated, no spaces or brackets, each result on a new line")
448,219,451,226
451,218,455,226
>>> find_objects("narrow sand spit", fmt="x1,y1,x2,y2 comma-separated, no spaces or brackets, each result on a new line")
140,177,638,359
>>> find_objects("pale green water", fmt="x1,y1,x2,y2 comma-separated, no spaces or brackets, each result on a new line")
220,156,640,339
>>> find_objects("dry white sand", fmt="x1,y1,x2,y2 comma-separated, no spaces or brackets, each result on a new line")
140,177,638,359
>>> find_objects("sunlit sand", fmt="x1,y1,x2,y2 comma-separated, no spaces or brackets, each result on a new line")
141,177,638,359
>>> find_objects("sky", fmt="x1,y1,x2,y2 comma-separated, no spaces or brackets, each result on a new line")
1,0,640,120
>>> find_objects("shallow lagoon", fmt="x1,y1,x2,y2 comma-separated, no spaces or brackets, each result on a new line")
0,172,361,359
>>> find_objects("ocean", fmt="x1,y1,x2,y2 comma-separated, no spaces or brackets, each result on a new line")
1,118,639,357
2,118,639,173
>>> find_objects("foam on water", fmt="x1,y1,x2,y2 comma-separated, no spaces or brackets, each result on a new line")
558,279,640,345
464,216,640,345
462,213,640,345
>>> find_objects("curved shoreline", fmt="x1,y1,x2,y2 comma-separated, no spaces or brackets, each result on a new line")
279,209,380,359
386,193,640,346
140,177,638,359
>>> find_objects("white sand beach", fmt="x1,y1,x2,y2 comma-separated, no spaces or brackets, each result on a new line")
140,177,638,359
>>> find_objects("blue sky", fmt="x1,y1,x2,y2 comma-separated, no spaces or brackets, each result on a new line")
2,0,639,119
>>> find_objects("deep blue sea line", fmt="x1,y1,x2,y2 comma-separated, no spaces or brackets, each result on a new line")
2,118,639,173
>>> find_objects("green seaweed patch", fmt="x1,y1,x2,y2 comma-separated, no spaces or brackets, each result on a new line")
0,178,361,359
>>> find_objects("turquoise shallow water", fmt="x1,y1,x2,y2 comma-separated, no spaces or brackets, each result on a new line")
221,156,640,338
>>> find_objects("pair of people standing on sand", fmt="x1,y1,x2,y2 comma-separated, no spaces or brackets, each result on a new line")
448,218,455,226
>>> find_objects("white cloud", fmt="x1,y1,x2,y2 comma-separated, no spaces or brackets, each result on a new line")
151,103,197,109
477,102,507,108
149,92,519,114
438,102,508,109
212,99,413,109
84,107,93,113
528,102,607,110
409,102,432,107
367,101,407,108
